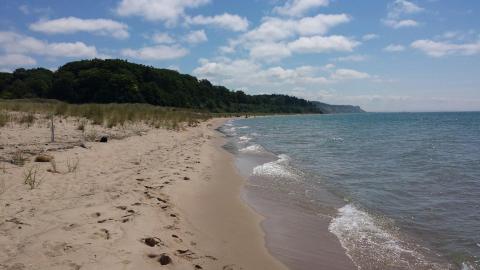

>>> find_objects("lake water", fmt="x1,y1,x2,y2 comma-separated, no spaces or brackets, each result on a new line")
221,112,480,270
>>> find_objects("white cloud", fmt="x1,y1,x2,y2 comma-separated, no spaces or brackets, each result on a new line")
331,69,370,80
221,14,354,60
274,0,329,17
30,17,129,39
115,0,210,25
0,54,36,68
362,33,379,41
186,13,249,32
388,0,423,18
288,35,359,54
121,45,188,60
0,31,98,58
18,4,52,16
383,19,419,29
184,30,208,44
384,0,423,29
411,39,480,57
193,58,331,91
249,42,291,61
242,14,351,42
384,44,406,52
151,33,176,44
193,57,372,95
335,54,368,62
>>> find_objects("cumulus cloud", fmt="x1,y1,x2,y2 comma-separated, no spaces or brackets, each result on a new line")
224,14,353,59
0,31,99,58
335,54,368,62
30,17,129,39
331,68,370,80
388,0,423,18
411,39,480,57
193,58,331,91
184,30,208,44
274,0,330,17
362,33,379,41
249,42,291,61
288,35,359,54
151,33,176,44
186,13,249,32
121,45,188,60
384,44,406,52
383,0,423,29
383,19,419,29
0,54,36,68
115,0,210,25
243,14,351,42
193,57,372,94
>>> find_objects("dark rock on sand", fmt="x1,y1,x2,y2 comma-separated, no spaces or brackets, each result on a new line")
158,254,172,265
143,237,159,247
34,154,53,162
99,136,108,143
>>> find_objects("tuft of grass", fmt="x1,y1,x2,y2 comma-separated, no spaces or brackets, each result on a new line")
66,157,80,173
77,119,87,131
23,165,43,189
0,111,9,127
11,151,27,166
49,159,58,173
84,129,98,142
0,163,6,195
18,112,36,126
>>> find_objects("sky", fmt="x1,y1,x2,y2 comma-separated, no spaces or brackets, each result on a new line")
0,0,479,112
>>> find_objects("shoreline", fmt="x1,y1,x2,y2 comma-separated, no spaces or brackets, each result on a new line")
226,123,357,270
0,116,286,269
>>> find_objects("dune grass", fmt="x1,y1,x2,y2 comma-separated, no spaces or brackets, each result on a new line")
0,99,218,130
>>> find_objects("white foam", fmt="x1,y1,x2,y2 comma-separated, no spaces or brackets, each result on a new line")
238,135,252,143
462,262,476,270
223,126,237,136
252,154,297,179
239,144,265,154
329,204,448,270
237,126,249,129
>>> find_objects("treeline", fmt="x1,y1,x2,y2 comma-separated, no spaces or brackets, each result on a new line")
0,59,321,114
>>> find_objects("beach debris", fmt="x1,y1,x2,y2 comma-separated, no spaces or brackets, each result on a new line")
195,265,203,269
143,237,160,247
158,254,172,265
35,154,53,162
99,136,108,143
183,176,190,180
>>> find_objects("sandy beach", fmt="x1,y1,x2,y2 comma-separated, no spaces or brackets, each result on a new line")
0,116,286,270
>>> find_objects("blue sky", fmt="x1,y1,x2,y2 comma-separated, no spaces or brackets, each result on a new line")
0,0,479,112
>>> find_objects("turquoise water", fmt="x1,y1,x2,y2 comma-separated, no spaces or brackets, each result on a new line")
225,112,480,269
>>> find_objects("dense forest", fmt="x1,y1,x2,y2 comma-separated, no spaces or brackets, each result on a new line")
0,59,324,114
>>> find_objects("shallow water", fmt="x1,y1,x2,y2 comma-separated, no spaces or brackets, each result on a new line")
222,112,480,270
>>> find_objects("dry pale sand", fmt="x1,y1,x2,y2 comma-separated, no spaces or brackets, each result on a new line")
0,116,287,270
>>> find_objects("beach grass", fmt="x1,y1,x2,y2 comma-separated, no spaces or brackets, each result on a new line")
0,99,217,130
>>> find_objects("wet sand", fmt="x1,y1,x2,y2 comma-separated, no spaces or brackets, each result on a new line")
244,187,357,270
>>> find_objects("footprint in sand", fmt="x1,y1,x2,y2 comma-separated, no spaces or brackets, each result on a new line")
42,241,75,257
92,228,110,240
